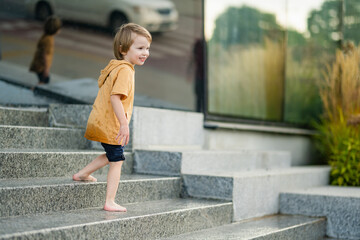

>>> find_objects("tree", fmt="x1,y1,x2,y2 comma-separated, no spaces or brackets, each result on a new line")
211,6,283,47
307,0,360,46
343,0,360,45
307,0,342,48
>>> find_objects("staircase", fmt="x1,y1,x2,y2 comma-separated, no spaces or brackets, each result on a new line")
0,105,231,239
0,104,357,239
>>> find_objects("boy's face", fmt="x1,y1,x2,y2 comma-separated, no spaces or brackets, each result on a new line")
122,34,150,66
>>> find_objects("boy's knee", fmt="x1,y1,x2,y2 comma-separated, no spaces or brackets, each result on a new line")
101,143,125,162
107,152,125,162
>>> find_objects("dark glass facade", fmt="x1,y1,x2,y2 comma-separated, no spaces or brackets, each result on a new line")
205,0,359,127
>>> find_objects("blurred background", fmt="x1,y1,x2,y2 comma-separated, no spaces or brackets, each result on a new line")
205,0,360,126
0,0,202,110
1,0,360,127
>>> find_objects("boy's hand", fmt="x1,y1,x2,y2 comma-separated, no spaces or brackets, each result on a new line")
110,94,129,146
115,124,129,146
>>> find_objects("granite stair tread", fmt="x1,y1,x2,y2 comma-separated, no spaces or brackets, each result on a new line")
0,125,89,150
0,198,232,239
0,174,182,217
134,149,291,177
280,186,360,239
0,106,48,127
185,165,331,177
0,149,104,153
182,166,331,201
162,215,326,240
137,149,289,153
183,166,330,221
0,149,134,179
280,185,360,197
0,124,74,130
0,174,179,188
0,106,48,112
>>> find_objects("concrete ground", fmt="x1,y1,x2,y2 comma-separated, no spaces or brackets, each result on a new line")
0,61,188,110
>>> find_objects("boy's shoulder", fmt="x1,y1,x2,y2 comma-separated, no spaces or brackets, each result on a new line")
41,34,54,41
115,63,133,71
110,61,135,76
39,35,54,45
116,60,134,70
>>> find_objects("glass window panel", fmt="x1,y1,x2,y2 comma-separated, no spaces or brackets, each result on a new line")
284,0,341,125
205,0,343,126
205,0,287,121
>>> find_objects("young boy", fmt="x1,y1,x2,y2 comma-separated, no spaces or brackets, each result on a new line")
73,23,151,212
29,16,62,84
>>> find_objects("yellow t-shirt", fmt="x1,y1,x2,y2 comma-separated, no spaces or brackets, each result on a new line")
29,35,54,73
84,60,135,145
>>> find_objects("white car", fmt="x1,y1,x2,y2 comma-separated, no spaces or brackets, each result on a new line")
21,0,178,32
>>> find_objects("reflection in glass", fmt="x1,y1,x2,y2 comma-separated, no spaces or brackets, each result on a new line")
206,0,286,121
343,0,360,45
205,0,348,126
0,0,201,111
284,0,340,125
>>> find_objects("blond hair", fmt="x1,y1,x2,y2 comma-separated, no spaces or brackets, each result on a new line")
44,16,62,35
113,23,152,60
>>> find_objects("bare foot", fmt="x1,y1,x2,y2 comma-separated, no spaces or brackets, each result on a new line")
104,202,127,212
72,173,97,182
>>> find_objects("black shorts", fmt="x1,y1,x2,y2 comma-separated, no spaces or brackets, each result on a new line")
37,72,50,84
101,143,125,162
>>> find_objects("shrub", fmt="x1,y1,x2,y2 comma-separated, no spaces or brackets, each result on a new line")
315,111,360,186
330,135,360,186
315,42,360,186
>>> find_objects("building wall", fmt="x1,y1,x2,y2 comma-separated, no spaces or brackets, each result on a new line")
204,126,319,166
132,106,319,166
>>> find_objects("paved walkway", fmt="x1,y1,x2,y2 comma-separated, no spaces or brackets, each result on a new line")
0,61,187,109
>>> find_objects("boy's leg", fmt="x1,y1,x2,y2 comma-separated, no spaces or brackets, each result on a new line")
37,72,50,84
104,161,127,212
73,153,109,182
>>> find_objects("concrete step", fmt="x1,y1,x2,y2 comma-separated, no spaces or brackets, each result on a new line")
0,174,181,217
48,104,134,150
134,149,291,176
0,106,48,127
0,104,133,150
131,106,204,150
48,104,91,128
0,198,232,240
0,149,133,178
0,125,90,149
2,104,202,151
183,166,330,221
162,215,326,240
280,186,360,240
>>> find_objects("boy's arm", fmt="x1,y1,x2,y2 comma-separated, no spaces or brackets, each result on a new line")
110,94,129,146
42,38,52,77
43,53,50,77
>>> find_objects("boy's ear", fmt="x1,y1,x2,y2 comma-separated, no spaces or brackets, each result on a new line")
119,45,126,56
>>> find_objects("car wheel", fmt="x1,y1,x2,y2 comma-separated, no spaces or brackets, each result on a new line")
35,2,52,21
110,13,128,32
